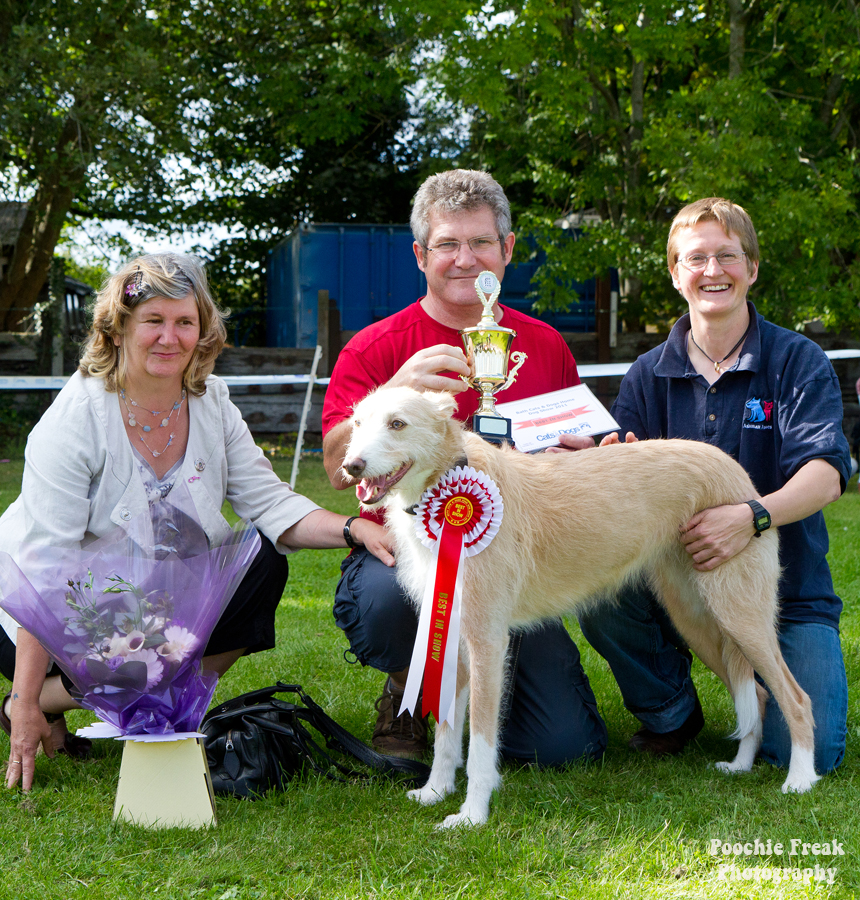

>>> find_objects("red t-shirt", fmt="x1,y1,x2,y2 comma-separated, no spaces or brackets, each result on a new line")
323,300,580,434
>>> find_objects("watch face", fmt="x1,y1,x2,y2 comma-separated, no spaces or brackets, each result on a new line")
755,513,770,530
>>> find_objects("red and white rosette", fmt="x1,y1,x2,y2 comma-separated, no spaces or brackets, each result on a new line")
400,466,503,725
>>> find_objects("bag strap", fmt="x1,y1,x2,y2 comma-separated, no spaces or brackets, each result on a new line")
272,682,431,784
206,684,292,718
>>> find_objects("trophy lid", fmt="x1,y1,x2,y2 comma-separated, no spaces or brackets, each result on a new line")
475,270,500,326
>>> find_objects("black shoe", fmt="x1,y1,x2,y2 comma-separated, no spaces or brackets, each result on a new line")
628,695,704,756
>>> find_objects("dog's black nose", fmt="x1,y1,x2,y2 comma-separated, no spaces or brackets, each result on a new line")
343,458,366,478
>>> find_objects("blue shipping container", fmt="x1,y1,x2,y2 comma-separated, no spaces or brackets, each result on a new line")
266,223,608,348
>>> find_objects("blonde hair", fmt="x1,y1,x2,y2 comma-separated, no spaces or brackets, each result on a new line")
667,197,759,275
79,253,227,395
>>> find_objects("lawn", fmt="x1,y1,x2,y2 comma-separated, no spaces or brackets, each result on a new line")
0,453,858,899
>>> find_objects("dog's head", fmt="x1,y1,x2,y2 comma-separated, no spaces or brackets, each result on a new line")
342,386,463,509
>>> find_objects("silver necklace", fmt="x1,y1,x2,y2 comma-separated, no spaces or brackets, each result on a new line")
120,388,187,458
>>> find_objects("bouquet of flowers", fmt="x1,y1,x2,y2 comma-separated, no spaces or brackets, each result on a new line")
0,489,260,734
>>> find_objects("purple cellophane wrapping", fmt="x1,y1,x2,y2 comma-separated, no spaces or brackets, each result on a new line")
0,490,261,734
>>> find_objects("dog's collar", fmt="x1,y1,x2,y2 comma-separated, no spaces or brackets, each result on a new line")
403,454,468,515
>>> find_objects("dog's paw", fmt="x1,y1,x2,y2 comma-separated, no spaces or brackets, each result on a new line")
714,759,752,775
781,772,821,794
407,782,453,806
434,810,485,831
433,797,491,830
781,746,820,794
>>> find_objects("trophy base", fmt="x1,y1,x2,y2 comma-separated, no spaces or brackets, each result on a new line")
473,414,515,448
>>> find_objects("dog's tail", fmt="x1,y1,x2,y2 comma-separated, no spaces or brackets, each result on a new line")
724,642,761,742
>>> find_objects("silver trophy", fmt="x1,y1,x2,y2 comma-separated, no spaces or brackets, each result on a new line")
459,271,527,445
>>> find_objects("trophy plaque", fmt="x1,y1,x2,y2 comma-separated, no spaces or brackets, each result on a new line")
459,270,527,446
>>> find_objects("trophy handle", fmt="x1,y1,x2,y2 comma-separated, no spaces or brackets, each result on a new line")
500,351,527,391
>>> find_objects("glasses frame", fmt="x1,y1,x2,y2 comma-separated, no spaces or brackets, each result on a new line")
677,251,748,272
423,235,502,258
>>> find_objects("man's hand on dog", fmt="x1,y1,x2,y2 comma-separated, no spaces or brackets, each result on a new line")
544,431,638,453
679,504,756,571
385,345,471,395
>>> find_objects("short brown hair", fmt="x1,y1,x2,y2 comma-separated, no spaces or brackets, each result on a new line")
667,197,759,275
79,253,227,395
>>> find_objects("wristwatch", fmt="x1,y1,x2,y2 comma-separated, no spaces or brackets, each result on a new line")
745,499,771,537
343,516,363,550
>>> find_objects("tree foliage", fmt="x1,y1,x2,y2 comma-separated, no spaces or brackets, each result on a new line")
425,0,860,332
171,0,427,322
0,0,423,328
2,0,859,335
0,0,196,328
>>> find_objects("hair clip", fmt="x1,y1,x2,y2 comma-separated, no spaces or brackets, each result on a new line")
125,267,145,299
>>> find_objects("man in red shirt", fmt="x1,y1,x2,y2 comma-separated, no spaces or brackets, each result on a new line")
323,169,607,763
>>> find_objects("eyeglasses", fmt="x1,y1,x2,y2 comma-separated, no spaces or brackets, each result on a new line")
678,251,747,272
424,235,501,258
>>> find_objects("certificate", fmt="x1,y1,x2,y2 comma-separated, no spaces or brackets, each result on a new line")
495,384,621,453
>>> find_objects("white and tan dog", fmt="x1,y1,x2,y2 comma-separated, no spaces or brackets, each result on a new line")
342,386,818,829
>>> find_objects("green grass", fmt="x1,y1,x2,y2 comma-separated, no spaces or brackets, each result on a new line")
0,455,859,899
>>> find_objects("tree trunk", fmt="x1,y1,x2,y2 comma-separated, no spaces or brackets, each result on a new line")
620,272,644,333
0,114,87,329
727,0,751,79
627,8,648,202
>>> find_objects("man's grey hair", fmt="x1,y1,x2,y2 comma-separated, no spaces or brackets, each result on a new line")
410,169,512,248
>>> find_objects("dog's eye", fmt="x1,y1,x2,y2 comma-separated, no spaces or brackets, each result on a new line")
389,419,406,430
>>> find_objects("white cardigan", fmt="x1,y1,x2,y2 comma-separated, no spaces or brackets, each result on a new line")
0,371,320,642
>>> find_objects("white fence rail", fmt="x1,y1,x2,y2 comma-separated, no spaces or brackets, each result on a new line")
1,349,858,392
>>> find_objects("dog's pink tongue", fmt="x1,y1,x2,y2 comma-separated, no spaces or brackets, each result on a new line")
355,478,382,504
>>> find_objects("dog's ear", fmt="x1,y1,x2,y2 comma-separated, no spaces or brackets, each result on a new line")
423,390,457,419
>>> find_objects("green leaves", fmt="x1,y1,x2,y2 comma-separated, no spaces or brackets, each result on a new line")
1,0,424,323
3,0,859,333
428,0,860,332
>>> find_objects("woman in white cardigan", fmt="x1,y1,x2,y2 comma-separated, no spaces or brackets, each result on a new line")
1,253,393,791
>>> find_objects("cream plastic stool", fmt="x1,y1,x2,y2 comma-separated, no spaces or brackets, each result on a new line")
113,734,216,829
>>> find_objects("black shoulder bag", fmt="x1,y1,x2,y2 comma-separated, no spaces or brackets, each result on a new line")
200,682,430,798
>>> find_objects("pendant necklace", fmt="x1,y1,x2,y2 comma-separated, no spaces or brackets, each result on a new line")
120,388,187,458
688,320,752,375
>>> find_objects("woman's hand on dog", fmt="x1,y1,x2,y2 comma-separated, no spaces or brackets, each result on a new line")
350,518,396,567
385,345,471,395
679,504,756,571
545,431,638,453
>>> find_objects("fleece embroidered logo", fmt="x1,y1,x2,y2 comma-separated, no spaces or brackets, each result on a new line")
743,398,774,430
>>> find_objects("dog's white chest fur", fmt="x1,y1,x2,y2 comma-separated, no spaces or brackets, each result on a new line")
388,507,436,606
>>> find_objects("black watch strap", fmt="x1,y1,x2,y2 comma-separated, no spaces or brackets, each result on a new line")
745,499,771,536
344,516,363,550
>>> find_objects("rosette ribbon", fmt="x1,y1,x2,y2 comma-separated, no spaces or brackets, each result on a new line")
0,488,260,734
401,465,503,725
